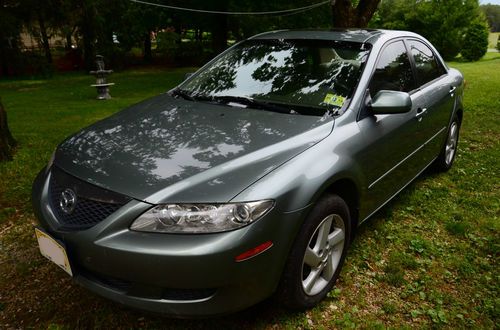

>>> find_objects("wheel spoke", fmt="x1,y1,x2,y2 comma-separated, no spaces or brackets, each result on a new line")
303,268,321,293
304,247,321,267
328,228,345,247
450,124,457,140
315,217,332,252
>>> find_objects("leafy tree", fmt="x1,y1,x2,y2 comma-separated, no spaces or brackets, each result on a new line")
19,0,68,65
230,0,331,40
372,0,482,60
481,4,500,32
117,0,169,63
461,18,489,61
0,0,23,76
331,0,381,27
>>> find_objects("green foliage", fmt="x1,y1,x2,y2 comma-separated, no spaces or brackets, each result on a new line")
155,30,180,57
0,2,24,76
1,0,337,75
461,18,489,61
383,257,406,287
481,4,500,32
372,0,483,60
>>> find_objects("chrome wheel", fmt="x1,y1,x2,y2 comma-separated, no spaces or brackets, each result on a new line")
445,121,458,166
301,214,345,296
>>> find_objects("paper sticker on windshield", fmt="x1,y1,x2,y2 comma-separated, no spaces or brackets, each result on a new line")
323,93,345,107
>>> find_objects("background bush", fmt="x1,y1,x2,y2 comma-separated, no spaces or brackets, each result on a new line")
461,19,490,61
371,0,487,61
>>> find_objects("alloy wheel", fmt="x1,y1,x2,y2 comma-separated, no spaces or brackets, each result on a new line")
301,214,345,296
445,121,458,166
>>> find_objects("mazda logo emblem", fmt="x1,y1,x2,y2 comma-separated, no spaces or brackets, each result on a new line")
59,188,77,214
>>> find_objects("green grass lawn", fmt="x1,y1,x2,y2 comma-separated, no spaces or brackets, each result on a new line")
0,53,499,328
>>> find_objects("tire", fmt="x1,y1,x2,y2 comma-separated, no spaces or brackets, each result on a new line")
277,194,351,310
433,114,461,172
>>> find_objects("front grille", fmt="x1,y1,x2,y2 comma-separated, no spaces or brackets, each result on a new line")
49,166,130,230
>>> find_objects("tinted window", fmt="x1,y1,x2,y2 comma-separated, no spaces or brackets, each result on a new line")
369,41,415,97
408,40,446,86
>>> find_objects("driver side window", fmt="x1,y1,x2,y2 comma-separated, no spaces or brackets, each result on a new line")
369,41,416,98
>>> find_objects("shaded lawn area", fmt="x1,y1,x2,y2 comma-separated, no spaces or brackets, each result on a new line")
0,54,499,328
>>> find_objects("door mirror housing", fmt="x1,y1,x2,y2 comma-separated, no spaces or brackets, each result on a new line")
370,90,412,114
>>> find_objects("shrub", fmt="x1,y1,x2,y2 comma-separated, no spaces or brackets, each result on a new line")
156,30,180,57
461,19,489,61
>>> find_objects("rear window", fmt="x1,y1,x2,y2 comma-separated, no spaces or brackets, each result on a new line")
407,40,446,86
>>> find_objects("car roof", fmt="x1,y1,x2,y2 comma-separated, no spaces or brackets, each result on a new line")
249,29,421,45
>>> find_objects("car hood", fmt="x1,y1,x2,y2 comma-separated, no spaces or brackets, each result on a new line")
55,94,334,204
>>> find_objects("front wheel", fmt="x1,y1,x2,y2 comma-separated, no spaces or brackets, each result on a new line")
433,114,461,172
277,194,351,310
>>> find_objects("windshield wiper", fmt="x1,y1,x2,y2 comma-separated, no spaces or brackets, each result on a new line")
171,88,195,101
171,91,326,116
211,95,292,114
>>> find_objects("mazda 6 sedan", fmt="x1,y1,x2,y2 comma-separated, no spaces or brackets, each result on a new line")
32,29,463,316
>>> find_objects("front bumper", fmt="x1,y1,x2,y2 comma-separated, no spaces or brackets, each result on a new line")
32,167,309,316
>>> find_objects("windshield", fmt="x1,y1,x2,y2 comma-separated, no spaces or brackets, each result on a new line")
178,39,371,116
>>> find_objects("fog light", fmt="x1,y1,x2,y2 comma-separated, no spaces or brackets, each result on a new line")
235,241,273,262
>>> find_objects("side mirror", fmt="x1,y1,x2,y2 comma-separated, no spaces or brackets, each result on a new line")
370,90,412,114
184,72,194,81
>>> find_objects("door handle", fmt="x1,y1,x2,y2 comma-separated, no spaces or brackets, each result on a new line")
415,107,427,121
449,86,457,96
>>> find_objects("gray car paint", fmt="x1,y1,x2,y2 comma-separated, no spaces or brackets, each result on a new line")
55,94,334,204
32,29,464,316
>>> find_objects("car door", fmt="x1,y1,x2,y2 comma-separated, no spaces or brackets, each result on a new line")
406,39,456,164
356,40,429,217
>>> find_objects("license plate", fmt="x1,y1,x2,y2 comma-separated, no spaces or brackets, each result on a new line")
35,228,73,276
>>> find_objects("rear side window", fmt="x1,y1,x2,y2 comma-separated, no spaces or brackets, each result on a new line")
369,41,415,97
408,40,446,86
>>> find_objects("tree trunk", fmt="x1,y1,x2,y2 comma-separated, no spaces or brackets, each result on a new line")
143,32,152,63
38,13,52,63
82,0,97,71
0,98,16,161
211,17,228,53
211,0,229,53
65,31,73,50
331,0,381,28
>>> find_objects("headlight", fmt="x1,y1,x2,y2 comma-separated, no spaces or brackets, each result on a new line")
130,200,274,233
